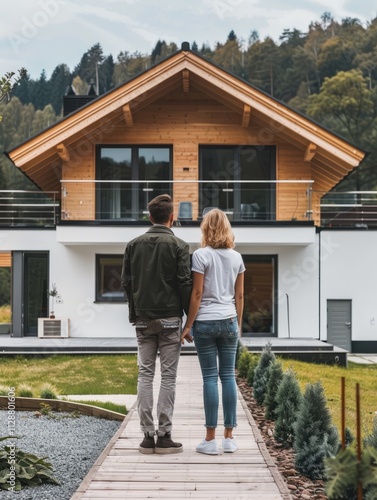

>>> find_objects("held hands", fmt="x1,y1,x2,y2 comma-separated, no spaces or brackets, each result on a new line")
181,327,193,345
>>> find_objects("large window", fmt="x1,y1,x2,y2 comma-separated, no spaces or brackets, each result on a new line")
96,146,172,220
96,254,125,302
242,255,277,336
200,146,276,220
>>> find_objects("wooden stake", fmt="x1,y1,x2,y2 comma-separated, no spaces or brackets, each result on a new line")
341,377,345,450
356,383,362,500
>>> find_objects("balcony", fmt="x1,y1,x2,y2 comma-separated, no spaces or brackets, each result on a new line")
0,190,59,227
315,191,377,228
2,185,376,231
59,179,315,224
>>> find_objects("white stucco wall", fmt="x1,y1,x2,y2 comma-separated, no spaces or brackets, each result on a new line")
320,229,377,342
1,228,322,339
15,227,377,343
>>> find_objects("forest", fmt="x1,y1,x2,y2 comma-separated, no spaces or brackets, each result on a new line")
1,11,377,192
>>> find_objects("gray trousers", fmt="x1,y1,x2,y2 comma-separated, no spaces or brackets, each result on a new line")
135,317,181,436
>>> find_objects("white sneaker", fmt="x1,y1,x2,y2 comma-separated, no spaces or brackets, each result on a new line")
222,437,238,453
196,439,219,455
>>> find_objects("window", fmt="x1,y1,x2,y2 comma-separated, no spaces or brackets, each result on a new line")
96,146,172,220
242,255,277,336
200,146,276,220
96,254,125,302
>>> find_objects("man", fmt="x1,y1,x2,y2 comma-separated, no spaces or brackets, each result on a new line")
121,194,192,454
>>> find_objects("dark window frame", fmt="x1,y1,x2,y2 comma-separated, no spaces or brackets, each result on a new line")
95,145,173,220
199,145,276,220
95,254,125,303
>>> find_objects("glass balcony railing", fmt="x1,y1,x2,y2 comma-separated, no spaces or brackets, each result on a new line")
0,190,59,227
316,190,377,227
60,179,314,223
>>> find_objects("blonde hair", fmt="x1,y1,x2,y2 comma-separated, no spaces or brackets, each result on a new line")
200,209,235,249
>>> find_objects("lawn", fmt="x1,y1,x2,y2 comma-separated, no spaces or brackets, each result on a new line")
1,353,376,438
0,354,138,396
279,358,377,439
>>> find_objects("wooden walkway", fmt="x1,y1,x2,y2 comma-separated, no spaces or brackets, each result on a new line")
72,356,292,500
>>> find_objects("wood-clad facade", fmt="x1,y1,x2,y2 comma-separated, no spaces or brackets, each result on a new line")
7,47,365,226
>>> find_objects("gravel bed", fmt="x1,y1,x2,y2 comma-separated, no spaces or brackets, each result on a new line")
0,410,122,500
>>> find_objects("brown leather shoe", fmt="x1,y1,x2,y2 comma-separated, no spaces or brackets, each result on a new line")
155,432,183,454
139,434,155,454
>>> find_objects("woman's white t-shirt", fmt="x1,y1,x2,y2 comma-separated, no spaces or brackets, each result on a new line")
191,246,245,321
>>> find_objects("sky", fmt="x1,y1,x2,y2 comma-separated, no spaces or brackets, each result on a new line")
0,0,376,79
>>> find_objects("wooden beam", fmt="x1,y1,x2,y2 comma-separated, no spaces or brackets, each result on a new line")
242,104,251,128
56,143,70,162
122,104,133,127
304,143,317,162
182,69,190,92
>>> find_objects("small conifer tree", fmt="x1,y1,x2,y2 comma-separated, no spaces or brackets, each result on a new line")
252,342,276,404
246,353,260,387
294,381,339,480
274,369,302,447
237,347,252,378
264,359,284,420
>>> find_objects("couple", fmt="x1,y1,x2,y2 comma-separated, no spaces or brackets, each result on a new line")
121,194,245,456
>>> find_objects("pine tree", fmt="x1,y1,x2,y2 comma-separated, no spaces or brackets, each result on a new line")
274,369,302,447
294,381,339,479
264,359,284,420
252,342,275,404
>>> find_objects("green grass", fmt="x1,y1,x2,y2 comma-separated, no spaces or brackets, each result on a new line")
0,354,138,396
70,400,127,415
279,358,377,439
0,305,11,323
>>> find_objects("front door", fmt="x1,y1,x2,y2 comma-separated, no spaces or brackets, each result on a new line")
12,251,49,337
327,299,352,351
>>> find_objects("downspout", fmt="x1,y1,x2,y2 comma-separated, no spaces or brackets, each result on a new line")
286,293,290,338
318,228,321,340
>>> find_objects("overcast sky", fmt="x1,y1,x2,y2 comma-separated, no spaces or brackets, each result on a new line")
0,0,376,79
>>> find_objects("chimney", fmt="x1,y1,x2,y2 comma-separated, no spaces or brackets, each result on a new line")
63,80,98,116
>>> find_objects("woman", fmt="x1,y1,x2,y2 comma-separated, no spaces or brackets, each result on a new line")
181,209,245,455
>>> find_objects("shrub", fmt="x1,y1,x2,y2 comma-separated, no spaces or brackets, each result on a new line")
246,353,260,387
274,369,302,447
237,347,252,378
325,445,377,499
39,384,58,399
253,342,276,404
0,437,59,490
17,384,33,398
294,381,339,480
365,416,377,449
0,385,8,396
264,359,284,420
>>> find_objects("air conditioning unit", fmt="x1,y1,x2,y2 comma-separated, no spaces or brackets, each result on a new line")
38,318,70,338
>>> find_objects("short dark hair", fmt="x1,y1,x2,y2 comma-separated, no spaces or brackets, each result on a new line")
148,194,173,224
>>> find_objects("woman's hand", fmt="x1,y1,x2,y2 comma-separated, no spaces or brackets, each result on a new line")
181,327,193,344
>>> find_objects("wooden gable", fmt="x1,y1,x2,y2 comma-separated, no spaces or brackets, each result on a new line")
7,47,366,201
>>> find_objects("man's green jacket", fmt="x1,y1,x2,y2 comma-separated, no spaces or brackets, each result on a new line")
121,225,192,323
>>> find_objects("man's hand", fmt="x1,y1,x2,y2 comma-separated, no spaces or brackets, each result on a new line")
181,327,193,345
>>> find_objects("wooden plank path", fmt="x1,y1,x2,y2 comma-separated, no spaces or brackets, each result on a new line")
72,356,292,500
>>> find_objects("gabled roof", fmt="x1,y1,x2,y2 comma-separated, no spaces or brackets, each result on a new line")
7,45,366,194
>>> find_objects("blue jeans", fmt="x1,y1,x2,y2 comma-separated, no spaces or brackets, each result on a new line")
193,317,239,429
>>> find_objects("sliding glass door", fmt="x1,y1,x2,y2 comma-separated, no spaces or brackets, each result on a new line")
96,146,172,220
200,146,276,220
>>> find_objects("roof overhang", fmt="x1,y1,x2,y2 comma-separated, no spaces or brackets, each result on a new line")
7,49,366,193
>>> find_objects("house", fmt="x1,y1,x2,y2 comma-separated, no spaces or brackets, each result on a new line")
1,42,376,353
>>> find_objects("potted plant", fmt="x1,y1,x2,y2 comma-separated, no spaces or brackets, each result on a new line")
48,283,58,319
